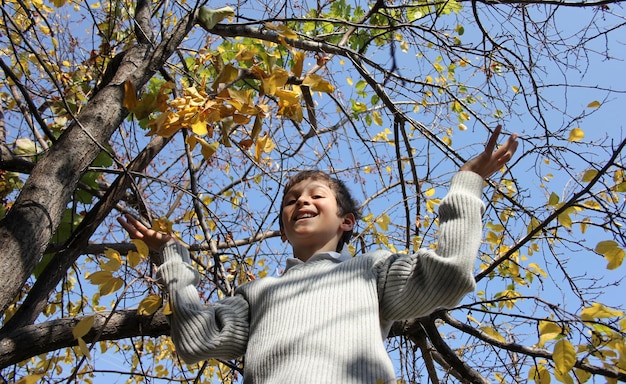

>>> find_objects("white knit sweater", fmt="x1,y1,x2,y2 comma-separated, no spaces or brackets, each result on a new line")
158,171,485,383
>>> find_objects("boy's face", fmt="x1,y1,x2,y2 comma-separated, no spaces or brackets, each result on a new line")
280,178,354,256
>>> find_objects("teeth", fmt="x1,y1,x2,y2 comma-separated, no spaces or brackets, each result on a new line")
296,213,316,220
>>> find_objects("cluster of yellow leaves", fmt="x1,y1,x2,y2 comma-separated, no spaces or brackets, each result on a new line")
123,42,334,164
530,304,626,383
361,212,399,253
85,239,149,296
86,249,125,296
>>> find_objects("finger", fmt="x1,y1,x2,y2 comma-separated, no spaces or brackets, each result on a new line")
485,125,502,153
494,135,519,165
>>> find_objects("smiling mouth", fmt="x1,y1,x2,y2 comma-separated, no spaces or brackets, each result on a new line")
294,213,317,221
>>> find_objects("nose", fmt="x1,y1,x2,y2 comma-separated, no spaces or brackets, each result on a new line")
296,195,311,207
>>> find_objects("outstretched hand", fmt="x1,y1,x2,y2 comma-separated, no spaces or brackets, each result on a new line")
117,214,174,252
460,125,519,179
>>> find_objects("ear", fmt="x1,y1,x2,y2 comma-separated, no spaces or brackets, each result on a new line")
340,213,356,232
280,228,289,243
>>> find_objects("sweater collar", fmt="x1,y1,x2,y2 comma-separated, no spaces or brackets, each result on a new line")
284,251,350,271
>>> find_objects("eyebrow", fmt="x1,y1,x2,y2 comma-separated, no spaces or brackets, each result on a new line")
283,183,331,199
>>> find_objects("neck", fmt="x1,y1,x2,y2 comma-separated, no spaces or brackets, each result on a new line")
294,243,339,262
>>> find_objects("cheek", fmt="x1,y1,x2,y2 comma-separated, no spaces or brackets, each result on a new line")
281,207,291,223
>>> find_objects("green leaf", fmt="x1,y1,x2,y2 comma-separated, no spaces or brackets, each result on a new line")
197,6,234,30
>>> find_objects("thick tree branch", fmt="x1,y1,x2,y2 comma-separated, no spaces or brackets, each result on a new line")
419,315,491,384
0,310,169,369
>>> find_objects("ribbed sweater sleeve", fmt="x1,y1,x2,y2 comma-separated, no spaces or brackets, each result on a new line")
157,241,249,364
377,171,484,320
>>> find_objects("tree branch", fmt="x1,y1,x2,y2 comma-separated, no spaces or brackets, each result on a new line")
0,310,169,369
441,311,626,380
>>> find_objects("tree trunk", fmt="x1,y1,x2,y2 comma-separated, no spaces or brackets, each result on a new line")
0,11,198,316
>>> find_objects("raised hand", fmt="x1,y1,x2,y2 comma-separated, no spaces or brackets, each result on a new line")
460,125,519,179
117,214,174,252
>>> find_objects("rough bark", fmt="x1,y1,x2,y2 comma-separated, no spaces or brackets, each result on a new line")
0,11,197,316
0,310,169,368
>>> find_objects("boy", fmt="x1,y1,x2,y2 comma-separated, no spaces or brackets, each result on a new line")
119,126,518,383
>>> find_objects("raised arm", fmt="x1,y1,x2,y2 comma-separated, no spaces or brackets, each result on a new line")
377,127,518,321
118,214,249,363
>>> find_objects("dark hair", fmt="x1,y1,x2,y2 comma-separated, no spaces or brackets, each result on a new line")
279,170,361,251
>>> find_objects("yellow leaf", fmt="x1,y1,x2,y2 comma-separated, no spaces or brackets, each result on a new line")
72,315,95,339
604,246,625,270
302,74,335,93
255,134,275,162
264,22,298,40
558,211,572,229
123,80,137,111
548,192,560,206
595,240,625,269
581,169,598,183
102,248,123,271
163,300,173,315
587,100,601,108
127,250,142,268
250,115,263,141
553,339,576,376
527,217,541,236
99,276,124,296
581,302,624,321
424,187,435,197
376,214,391,231
529,364,551,384
200,140,220,160
191,119,208,135
212,64,239,90
77,337,92,360
554,369,574,384
567,128,584,142
131,239,149,258
137,294,163,316
596,240,619,255
15,375,44,384
372,111,383,126
613,181,626,193
573,368,591,383
480,326,506,343
291,50,305,77
538,321,562,347
86,270,113,285
261,67,289,95
275,88,301,104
